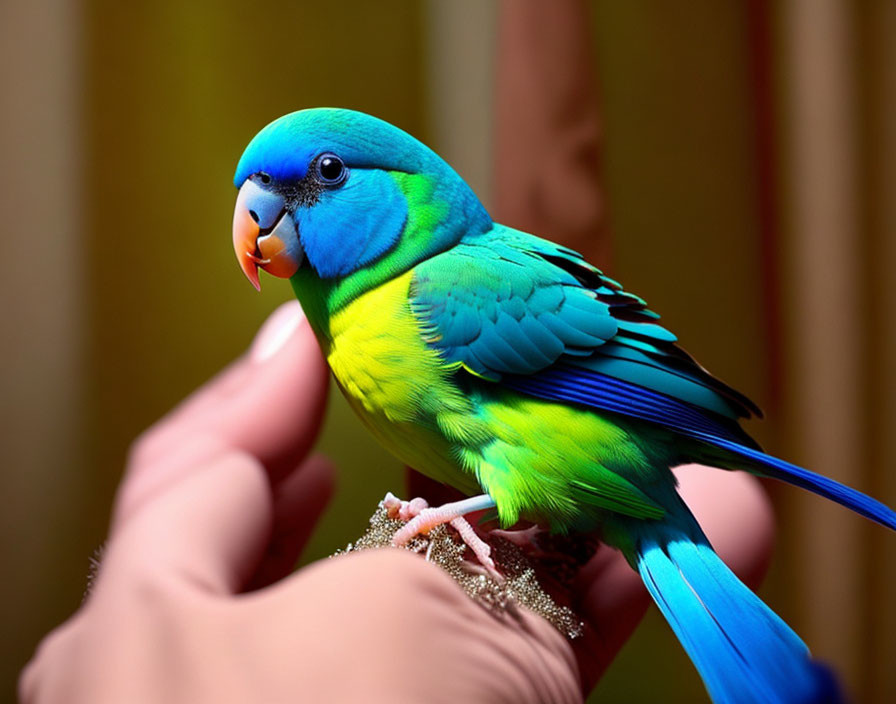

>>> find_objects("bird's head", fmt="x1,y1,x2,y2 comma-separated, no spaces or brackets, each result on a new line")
232,108,490,290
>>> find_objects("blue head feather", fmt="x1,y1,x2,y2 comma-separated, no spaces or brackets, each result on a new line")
295,168,408,278
234,108,491,279
234,108,435,187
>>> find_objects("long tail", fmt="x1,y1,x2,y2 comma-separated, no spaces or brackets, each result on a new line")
625,513,842,704
697,434,896,531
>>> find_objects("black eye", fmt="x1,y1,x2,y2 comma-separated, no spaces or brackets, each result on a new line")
316,153,347,186
257,172,272,185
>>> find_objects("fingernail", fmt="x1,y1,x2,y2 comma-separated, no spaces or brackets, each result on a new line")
251,301,305,363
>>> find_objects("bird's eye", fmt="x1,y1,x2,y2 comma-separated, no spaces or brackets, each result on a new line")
257,172,272,185
316,153,347,186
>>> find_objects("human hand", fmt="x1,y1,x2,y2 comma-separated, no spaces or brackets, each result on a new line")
20,302,774,704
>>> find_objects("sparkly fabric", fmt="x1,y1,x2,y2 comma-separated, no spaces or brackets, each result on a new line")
332,505,583,640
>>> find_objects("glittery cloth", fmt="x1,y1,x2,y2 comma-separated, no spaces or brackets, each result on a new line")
332,504,584,639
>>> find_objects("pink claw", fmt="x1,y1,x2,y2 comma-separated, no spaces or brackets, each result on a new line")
382,493,430,522
384,492,502,579
449,516,503,581
400,497,429,522
382,492,402,518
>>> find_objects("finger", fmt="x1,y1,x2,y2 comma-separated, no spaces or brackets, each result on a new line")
104,447,272,594
676,464,775,588
116,301,329,525
244,454,337,590
268,549,582,704
192,301,328,480
130,302,306,459
138,301,327,477
572,466,775,691
571,542,650,689
18,610,89,704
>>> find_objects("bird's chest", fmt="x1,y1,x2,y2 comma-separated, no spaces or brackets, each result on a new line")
324,271,448,422
321,273,479,490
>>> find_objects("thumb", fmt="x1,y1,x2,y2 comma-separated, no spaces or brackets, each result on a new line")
101,301,330,595
118,299,328,525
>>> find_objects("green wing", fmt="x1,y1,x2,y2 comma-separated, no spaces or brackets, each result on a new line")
409,230,620,379
409,224,762,522
410,224,760,420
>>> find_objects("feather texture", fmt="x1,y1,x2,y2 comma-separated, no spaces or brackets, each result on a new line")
411,237,618,378
412,224,760,418
507,363,896,531
631,514,841,704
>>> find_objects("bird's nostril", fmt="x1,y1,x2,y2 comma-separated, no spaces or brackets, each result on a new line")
248,209,260,224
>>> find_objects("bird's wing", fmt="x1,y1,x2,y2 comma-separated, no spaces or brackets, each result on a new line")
409,224,760,445
409,231,619,379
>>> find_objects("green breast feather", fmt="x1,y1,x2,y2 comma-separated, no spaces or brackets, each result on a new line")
295,259,669,530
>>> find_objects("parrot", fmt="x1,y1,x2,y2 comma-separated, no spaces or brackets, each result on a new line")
230,108,895,704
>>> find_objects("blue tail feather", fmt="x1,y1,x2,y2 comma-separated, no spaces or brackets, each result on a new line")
634,520,843,704
701,435,896,531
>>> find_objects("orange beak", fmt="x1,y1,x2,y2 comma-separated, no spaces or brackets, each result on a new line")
232,179,303,290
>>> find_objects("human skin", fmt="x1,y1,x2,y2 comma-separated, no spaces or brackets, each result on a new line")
20,301,774,704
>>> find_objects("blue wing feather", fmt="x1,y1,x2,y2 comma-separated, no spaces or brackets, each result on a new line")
504,365,756,447
507,365,896,531
410,232,620,378
411,224,759,419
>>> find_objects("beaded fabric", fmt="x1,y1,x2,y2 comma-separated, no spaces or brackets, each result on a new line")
332,503,583,640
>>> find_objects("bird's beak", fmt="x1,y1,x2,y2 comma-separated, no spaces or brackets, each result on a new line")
232,179,303,290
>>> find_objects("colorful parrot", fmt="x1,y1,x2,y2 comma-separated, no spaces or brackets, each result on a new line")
231,108,894,704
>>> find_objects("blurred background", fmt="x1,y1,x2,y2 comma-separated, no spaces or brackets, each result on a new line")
2,0,894,701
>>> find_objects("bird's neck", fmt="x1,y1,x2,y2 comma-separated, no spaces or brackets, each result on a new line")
291,170,492,340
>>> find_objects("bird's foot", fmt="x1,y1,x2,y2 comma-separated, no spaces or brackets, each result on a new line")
382,492,428,522
382,492,502,580
445,515,502,581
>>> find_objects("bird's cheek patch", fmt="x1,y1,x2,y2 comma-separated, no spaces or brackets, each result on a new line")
297,170,408,279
